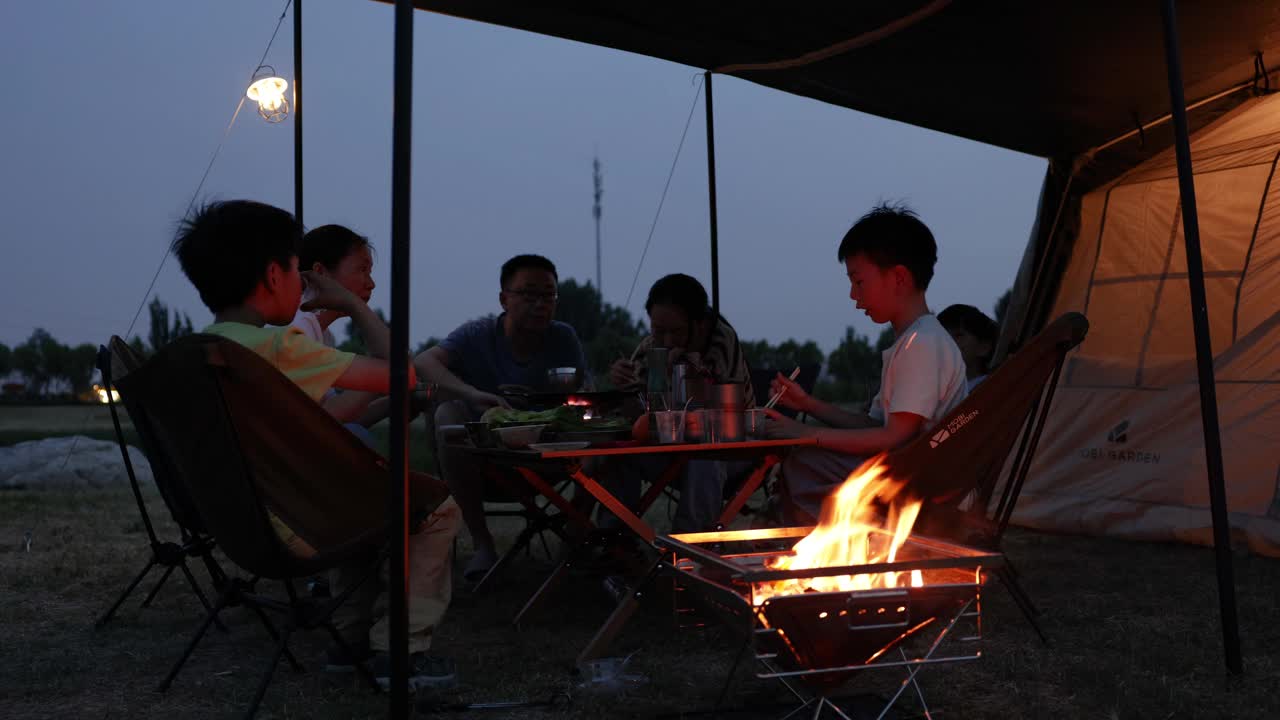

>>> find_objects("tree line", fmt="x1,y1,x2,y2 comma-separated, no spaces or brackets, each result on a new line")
333,278,1012,403
0,299,191,399
3,285,1009,404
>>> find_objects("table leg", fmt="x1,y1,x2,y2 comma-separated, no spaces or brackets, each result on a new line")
717,454,781,528
570,467,656,544
513,555,572,629
576,558,664,668
515,467,593,532
498,466,597,623
636,456,688,515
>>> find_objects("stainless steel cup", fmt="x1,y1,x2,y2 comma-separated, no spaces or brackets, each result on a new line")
711,382,746,442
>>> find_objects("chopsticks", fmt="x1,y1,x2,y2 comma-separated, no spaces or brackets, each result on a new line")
763,367,801,410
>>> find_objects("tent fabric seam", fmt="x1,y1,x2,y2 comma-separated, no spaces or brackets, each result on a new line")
713,0,952,75
1134,196,1183,387
1232,150,1280,342
1091,270,1240,286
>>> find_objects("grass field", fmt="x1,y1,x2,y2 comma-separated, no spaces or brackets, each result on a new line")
3,405,1279,719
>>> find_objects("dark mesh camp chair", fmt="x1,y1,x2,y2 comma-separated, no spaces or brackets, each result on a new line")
94,336,228,629
117,334,450,719
878,312,1090,642
426,413,572,592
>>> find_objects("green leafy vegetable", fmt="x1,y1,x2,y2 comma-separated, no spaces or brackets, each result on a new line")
480,405,631,432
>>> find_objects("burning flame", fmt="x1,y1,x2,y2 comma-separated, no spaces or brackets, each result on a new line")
565,396,595,420
756,457,923,605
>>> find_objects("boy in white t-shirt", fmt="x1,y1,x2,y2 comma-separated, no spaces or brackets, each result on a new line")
766,203,967,523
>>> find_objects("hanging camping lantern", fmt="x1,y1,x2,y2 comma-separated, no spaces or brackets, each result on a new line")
246,66,289,123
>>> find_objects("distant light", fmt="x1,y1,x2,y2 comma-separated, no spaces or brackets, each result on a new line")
246,66,289,123
93,384,120,404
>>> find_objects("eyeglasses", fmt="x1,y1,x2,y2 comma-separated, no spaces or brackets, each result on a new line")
505,289,559,304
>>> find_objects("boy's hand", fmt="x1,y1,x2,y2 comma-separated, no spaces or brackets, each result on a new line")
762,408,811,440
300,271,360,314
609,359,639,388
769,371,813,413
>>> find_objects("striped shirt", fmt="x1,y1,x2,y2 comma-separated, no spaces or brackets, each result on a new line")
626,313,756,407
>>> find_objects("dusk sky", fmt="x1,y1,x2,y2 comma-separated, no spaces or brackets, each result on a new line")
1,1,1047,353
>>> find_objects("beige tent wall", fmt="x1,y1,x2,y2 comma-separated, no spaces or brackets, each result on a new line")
1013,94,1280,556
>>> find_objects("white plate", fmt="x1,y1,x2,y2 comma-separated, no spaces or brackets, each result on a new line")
528,441,591,452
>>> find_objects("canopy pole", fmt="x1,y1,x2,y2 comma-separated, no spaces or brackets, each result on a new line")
388,0,416,714
292,0,303,226
1159,0,1242,676
704,70,720,316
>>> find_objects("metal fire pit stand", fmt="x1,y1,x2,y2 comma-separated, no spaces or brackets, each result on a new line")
654,527,1002,720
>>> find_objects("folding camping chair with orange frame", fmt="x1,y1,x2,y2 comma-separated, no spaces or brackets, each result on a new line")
880,311,1090,642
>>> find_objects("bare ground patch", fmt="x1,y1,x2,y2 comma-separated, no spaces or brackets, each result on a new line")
3,482,1279,719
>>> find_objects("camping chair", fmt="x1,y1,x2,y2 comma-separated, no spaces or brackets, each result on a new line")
424,409,572,591
878,312,1090,643
116,334,450,719
94,337,228,629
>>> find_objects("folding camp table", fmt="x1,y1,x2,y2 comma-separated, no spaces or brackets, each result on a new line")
456,437,819,636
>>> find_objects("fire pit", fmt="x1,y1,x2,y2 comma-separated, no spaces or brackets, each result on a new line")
655,458,1002,718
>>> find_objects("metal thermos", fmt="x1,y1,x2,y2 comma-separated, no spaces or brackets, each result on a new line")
646,347,671,411
671,362,690,406
712,382,746,442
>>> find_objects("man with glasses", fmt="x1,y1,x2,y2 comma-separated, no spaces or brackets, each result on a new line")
416,254,589,580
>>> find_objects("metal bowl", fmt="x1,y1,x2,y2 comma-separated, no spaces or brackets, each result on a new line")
493,423,548,449
545,367,581,392
464,421,496,448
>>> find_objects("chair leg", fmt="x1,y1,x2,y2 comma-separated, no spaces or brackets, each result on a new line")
140,563,178,608
159,585,233,691
473,523,538,594
244,625,293,720
95,557,156,628
1004,568,1041,617
999,559,1038,614
246,603,305,672
200,550,228,589
178,561,229,634
536,526,554,561
998,567,1049,646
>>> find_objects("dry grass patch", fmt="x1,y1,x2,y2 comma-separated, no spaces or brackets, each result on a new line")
2,453,1279,717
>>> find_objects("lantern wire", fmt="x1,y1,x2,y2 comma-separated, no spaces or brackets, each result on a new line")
123,0,294,343
622,72,705,312
61,0,295,470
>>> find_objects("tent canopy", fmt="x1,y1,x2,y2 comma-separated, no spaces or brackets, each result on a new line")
384,0,1280,351
395,1,1280,168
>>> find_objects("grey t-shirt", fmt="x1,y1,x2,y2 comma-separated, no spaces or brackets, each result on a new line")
439,314,590,394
